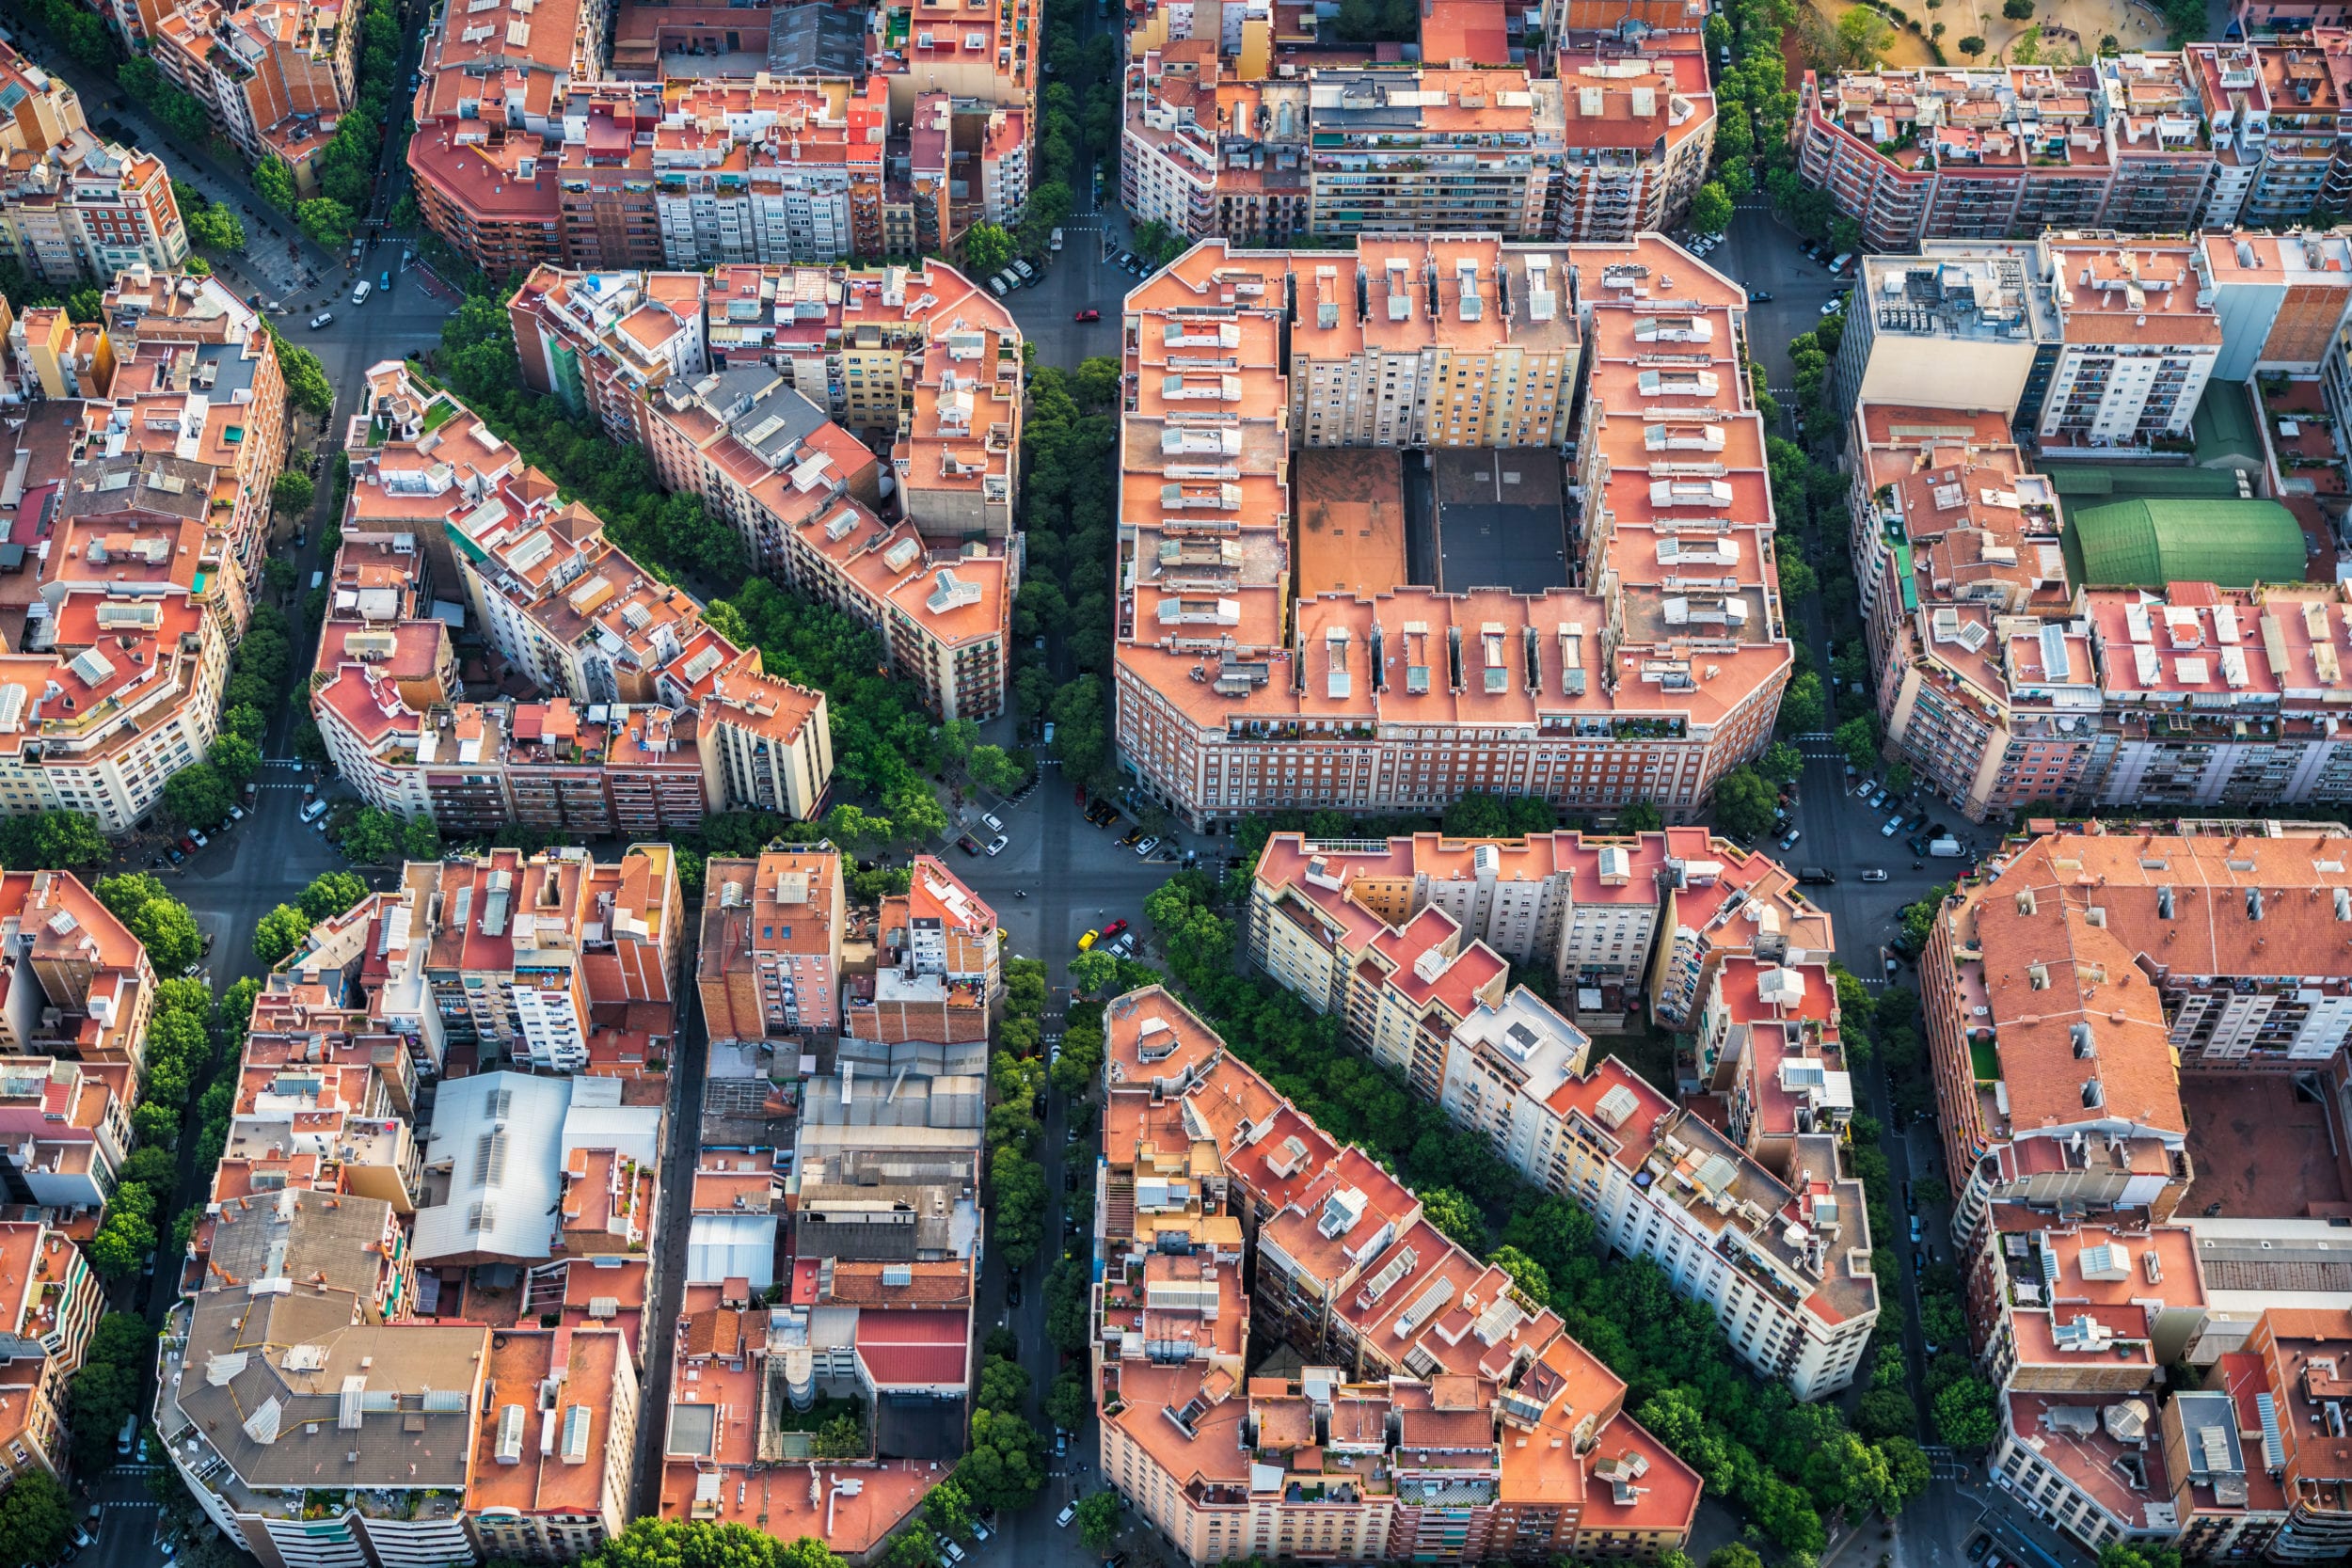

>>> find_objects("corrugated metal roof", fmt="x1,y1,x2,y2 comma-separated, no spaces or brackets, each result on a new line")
2063,498,2308,589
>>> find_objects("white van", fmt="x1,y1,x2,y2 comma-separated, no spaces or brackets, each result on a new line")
1826,252,1853,275
350,279,373,305
300,798,329,823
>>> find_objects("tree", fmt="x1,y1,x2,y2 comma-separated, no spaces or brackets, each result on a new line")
296,198,356,249
1958,34,1986,55
1777,672,1826,736
962,222,1014,277
1486,1244,1551,1309
1690,182,1735,236
1617,798,1663,832
97,875,201,974
1932,1373,1999,1449
255,157,297,212
208,733,262,788
1712,767,1781,842
339,806,403,864
1069,950,1120,996
252,904,313,966
64,287,103,325
1076,1492,1122,1550
976,1354,1030,1415
0,811,109,869
298,871,370,923
957,1408,1046,1513
1709,1548,1766,1568
1855,1385,1918,1439
2001,0,2034,15
1045,1370,1089,1433
1418,1186,1486,1253
1879,1433,1931,1510
883,783,949,846
884,1529,941,1568
186,203,246,253
584,1518,807,1568
1442,791,1512,837
2098,1546,2184,1568
1900,883,1955,954
1835,4,1894,66
1835,714,1881,771
0,1470,72,1566
968,744,1027,798
269,327,336,419
1757,742,1805,787
273,470,315,517
401,814,442,860
1778,554,1818,600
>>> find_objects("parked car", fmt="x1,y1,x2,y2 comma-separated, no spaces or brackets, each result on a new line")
1057,1505,1077,1528
1113,249,1136,271
985,834,1009,857
1101,918,1129,940
1073,309,1100,322
1778,829,1801,850
1820,294,1844,315
987,277,1009,298
188,828,209,847
981,812,1005,833
1077,929,1101,952
957,836,984,856
1881,816,1904,836
226,805,244,822
165,847,184,865
1135,836,1161,857
1011,259,1036,282
309,310,334,329
1049,228,1064,251
1119,825,1145,846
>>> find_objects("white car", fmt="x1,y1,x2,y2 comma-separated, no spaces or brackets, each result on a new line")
350,279,373,305
309,310,333,329
188,828,209,848
1882,816,1903,836
985,834,1009,857
1135,836,1160,857
1057,1504,1077,1528
1820,295,1844,315
981,813,1005,833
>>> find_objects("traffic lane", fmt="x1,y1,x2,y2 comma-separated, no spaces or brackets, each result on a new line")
80,1463,165,1568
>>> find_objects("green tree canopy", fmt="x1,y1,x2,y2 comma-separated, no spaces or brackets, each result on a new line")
298,871,371,923
273,469,315,517
962,223,1014,277
1690,182,1734,235
0,1470,72,1564
1076,1491,1122,1549
1712,766,1781,842
252,904,314,966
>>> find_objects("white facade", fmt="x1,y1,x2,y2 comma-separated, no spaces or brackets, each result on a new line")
2037,339,2217,446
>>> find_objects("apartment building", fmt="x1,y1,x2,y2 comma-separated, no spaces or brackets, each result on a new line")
149,0,361,192
0,1220,104,1486
2037,239,2220,449
1450,974,1877,1398
2100,54,2222,231
463,1324,640,1561
315,363,838,825
2197,229,2352,382
406,847,680,1073
1114,235,1793,832
0,869,157,1069
507,267,709,444
1094,986,1703,1561
1829,247,2067,424
1248,827,1833,1033
1547,46,1717,241
1794,67,2122,250
1851,399,2352,819
0,1055,135,1211
847,854,999,1043
1915,825,2352,1253
2190,43,2272,228
697,849,846,1042
0,43,187,283
1304,71,1565,239
405,0,612,277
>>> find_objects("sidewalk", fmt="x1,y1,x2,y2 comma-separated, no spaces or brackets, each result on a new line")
17,26,363,309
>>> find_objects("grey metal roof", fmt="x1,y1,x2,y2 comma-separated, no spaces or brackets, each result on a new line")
766,5,866,74
204,1189,395,1301
173,1287,486,1491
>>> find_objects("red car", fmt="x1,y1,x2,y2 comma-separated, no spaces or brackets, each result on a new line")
1101,919,1129,940
1073,309,1100,322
